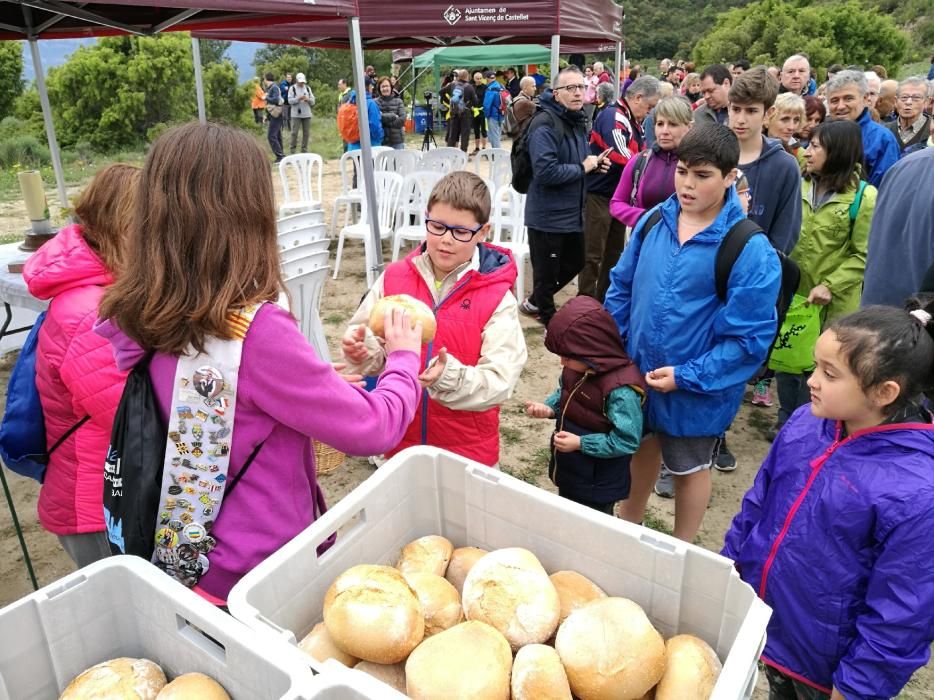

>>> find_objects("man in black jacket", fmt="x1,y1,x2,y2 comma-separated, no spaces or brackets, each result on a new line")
444,69,478,153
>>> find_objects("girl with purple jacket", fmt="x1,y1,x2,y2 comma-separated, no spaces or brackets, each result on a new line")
96,122,423,606
723,302,934,700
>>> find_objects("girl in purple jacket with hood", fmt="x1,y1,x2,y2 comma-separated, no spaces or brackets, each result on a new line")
96,122,423,606
723,302,934,700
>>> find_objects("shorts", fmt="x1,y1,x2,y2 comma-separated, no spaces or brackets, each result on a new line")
656,434,718,475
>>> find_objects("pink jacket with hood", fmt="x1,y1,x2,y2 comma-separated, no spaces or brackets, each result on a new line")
23,224,128,535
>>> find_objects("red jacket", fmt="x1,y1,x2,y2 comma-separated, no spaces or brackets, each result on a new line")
24,225,128,535
383,243,516,465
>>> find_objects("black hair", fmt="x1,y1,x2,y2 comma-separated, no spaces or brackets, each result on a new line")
733,59,751,71
677,123,739,175
700,64,732,86
827,63,844,74
830,302,934,413
806,120,864,193
264,72,275,81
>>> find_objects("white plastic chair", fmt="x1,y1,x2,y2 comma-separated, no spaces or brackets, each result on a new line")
491,185,529,299
277,223,328,251
392,171,443,261
333,171,404,287
474,148,512,191
419,147,468,174
284,266,331,362
278,209,324,234
330,150,365,237
280,238,330,262
278,154,324,218
375,149,422,176
281,249,329,280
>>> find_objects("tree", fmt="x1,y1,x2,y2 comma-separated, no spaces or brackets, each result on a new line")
0,42,24,120
198,39,231,66
692,0,908,73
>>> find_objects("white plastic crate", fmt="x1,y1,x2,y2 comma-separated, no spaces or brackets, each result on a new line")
0,556,316,700
229,447,772,699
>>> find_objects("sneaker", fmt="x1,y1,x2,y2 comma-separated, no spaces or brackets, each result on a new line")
653,465,675,498
518,298,541,319
751,379,773,407
714,437,737,472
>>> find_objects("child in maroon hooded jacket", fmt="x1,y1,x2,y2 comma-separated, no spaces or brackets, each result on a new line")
526,296,645,514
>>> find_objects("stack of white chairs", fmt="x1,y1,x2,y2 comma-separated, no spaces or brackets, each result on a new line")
473,148,511,191
278,154,324,218
333,171,404,288
278,209,325,233
491,185,529,299
375,149,422,176
392,171,444,261
277,213,331,361
419,147,468,174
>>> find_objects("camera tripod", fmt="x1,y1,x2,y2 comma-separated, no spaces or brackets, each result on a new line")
421,104,438,151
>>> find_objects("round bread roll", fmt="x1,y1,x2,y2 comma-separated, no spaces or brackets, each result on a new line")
549,570,608,623
353,661,407,694
323,564,424,664
555,597,666,700
406,621,512,699
396,535,454,577
403,571,464,636
369,294,437,343
511,644,572,700
445,546,488,595
60,657,166,700
461,547,560,650
655,634,722,700
155,673,230,700
298,622,359,667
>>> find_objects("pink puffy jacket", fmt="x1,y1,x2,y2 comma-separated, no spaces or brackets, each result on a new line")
23,224,128,535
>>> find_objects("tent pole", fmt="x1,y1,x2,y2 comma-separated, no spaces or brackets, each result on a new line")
615,41,623,88
347,16,383,282
28,39,69,216
191,37,207,124
550,35,560,83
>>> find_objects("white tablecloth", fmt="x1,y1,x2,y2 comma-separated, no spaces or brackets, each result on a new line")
0,242,48,314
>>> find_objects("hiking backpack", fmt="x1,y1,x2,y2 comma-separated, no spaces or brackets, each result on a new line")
0,311,89,483
337,100,361,143
449,84,466,116
503,95,528,137
510,110,570,194
498,89,510,117
628,150,652,205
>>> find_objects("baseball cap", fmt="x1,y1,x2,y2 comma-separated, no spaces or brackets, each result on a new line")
296,73,306,83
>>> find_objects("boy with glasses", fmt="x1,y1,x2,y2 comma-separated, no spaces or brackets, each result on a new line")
341,171,527,467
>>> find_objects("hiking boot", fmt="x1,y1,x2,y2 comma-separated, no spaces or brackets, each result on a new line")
653,465,675,498
714,437,737,472
518,298,541,319
751,378,773,407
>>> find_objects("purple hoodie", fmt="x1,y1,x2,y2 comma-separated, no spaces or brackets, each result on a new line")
96,303,421,602
609,144,679,227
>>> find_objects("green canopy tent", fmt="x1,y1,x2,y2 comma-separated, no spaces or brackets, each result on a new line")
412,44,552,92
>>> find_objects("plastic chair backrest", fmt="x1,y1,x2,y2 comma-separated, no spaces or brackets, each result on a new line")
492,184,527,244
420,148,468,174
360,171,404,230
338,150,364,195
284,266,330,361
280,238,330,262
281,249,329,279
278,223,327,250
399,171,443,228
376,149,422,175
278,154,324,208
474,147,511,188
278,210,324,233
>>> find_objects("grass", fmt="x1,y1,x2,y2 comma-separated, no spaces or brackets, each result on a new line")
500,426,523,446
643,507,674,537
324,311,348,325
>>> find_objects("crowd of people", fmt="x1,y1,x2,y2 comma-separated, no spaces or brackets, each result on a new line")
14,48,934,700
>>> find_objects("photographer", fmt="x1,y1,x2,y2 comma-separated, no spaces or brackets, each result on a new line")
443,69,478,153
288,73,315,154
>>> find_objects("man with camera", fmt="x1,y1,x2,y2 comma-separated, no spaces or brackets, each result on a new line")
442,69,478,153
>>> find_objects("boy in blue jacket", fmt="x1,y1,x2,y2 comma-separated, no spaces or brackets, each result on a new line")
604,123,781,541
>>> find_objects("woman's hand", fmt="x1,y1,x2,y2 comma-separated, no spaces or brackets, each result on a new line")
383,309,423,356
525,401,556,419
807,284,832,306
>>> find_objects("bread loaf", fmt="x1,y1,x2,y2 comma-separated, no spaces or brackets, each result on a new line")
461,547,560,650
298,622,359,667
323,564,424,664
511,644,572,700
403,571,464,636
368,294,437,343
155,673,230,699
59,657,166,700
655,634,722,700
549,570,607,623
396,535,454,576
555,597,666,700
353,661,407,693
445,546,488,595
405,621,512,699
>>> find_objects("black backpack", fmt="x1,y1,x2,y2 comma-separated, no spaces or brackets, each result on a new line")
510,109,570,194
636,209,800,350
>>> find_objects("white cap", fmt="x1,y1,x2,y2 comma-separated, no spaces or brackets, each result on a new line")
296,73,306,83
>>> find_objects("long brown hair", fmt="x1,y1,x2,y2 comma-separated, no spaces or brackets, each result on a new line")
99,122,283,354
74,163,140,274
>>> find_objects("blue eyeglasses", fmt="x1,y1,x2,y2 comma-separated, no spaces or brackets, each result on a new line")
424,217,484,243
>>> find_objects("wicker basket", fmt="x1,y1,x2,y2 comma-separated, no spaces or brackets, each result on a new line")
313,440,346,475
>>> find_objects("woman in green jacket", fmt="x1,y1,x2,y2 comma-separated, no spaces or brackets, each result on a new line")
774,120,877,433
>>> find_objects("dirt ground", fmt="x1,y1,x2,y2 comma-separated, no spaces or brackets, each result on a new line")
0,153,930,698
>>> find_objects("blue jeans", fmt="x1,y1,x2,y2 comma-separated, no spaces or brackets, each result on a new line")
267,115,284,159
487,118,503,148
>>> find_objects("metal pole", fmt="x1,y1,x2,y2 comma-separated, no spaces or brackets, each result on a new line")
348,16,383,282
0,465,39,591
28,39,69,215
550,34,560,83
191,37,207,124
615,41,623,89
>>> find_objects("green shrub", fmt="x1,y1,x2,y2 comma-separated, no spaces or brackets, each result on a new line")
0,135,51,168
